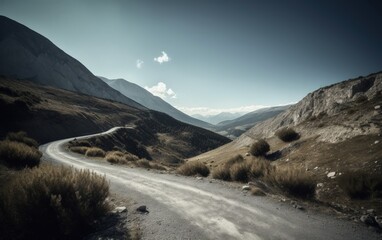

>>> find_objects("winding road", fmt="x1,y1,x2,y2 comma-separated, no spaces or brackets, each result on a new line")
40,127,380,240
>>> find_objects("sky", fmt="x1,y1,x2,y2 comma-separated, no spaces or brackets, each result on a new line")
1,0,382,116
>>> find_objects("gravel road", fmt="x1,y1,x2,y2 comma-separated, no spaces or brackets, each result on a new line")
40,127,381,240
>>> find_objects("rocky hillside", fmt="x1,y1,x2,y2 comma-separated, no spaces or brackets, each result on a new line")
0,16,143,109
0,77,230,162
236,72,382,146
100,77,213,130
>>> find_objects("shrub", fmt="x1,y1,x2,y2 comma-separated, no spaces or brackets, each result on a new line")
265,166,315,198
105,151,126,164
0,140,41,168
338,172,382,199
230,162,250,182
275,128,300,142
135,159,151,168
6,131,38,148
70,146,89,155
212,165,231,181
251,187,266,196
125,152,139,162
177,161,210,177
0,165,109,239
250,139,270,156
249,159,271,178
85,147,105,158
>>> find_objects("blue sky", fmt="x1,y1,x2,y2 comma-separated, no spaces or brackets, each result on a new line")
1,0,382,116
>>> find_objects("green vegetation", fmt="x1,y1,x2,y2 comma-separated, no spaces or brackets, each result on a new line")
0,140,41,168
338,171,382,199
0,165,109,239
275,127,300,142
249,139,270,156
177,161,210,177
85,147,106,158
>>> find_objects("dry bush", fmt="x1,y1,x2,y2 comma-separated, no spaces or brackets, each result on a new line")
70,146,89,155
0,140,41,168
0,164,109,239
249,159,271,178
250,139,270,156
85,147,106,158
177,161,210,177
105,151,126,164
135,159,151,168
338,172,382,199
265,166,315,198
275,128,299,142
230,162,250,182
125,152,139,162
212,165,231,181
149,163,166,171
6,131,38,148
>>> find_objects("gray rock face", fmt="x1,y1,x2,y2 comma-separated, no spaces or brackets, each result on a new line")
0,16,144,110
99,77,213,130
235,72,382,146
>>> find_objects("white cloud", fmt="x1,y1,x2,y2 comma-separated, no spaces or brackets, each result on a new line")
145,82,176,99
176,105,268,116
154,51,170,64
136,59,144,69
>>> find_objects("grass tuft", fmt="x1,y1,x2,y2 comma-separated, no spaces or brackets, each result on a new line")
338,171,382,199
6,131,38,148
0,164,109,239
0,140,41,168
85,147,106,158
265,166,315,198
250,139,270,156
70,146,89,155
212,165,231,181
275,128,300,142
177,161,210,177
230,162,250,182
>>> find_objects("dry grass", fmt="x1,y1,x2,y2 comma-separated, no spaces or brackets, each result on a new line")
0,164,109,239
265,166,315,198
134,159,166,170
85,147,106,158
105,151,127,164
275,127,299,142
250,139,270,156
6,131,38,148
338,171,382,199
249,159,271,178
70,146,89,155
177,161,210,177
212,165,231,181
230,162,250,182
125,152,139,162
0,140,41,168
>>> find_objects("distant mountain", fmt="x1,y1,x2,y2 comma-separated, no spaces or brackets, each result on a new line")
191,112,244,125
215,105,291,138
0,16,143,109
99,77,213,130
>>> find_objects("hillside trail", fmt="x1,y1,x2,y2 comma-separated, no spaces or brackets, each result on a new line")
40,127,380,240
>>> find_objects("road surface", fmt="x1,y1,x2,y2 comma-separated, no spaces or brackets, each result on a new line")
40,127,380,240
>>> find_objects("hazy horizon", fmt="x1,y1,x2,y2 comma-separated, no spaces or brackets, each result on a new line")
1,0,381,116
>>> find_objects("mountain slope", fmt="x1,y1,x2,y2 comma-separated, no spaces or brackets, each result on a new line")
215,105,291,138
0,77,230,162
99,77,213,130
0,16,144,109
191,112,243,125
189,71,382,213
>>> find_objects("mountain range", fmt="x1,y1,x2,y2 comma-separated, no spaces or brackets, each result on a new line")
99,77,213,130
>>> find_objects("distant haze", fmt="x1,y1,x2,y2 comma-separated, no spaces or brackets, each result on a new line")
1,0,381,115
